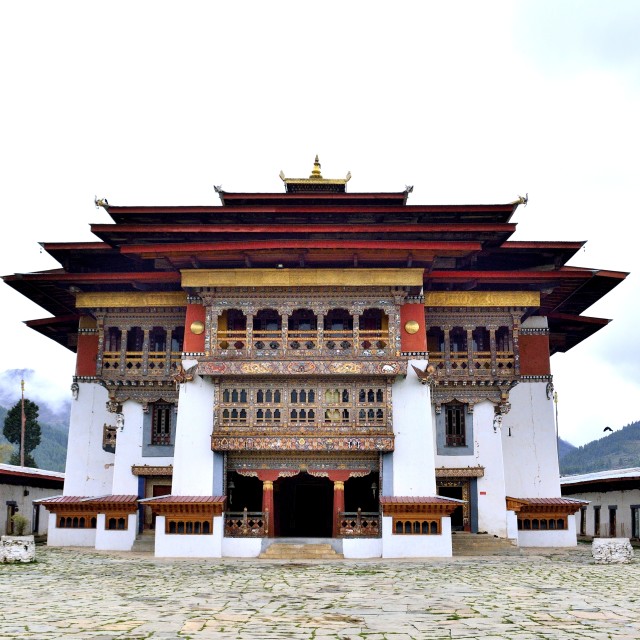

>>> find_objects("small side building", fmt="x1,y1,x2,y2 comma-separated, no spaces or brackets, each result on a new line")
1,463,65,536
560,468,640,540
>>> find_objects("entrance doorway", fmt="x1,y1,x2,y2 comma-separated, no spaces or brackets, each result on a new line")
437,478,471,531
143,481,171,530
438,485,464,530
275,473,333,537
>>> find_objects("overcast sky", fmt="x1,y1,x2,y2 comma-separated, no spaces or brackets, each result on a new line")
1,1,638,446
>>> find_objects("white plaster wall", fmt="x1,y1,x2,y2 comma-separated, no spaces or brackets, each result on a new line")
434,400,508,537
502,381,560,498
154,515,223,557
506,510,519,543
518,516,577,547
570,488,640,538
342,537,382,558
172,372,216,495
382,516,452,557
222,536,262,558
46,513,96,547
95,513,137,551
1,484,62,535
111,401,173,495
64,382,114,496
391,359,436,496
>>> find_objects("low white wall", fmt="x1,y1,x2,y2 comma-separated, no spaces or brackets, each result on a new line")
46,513,96,547
154,515,223,557
568,488,639,538
518,517,577,547
382,516,452,558
222,537,262,558
342,537,382,558
1,484,62,535
391,360,436,496
95,514,137,551
506,510,519,543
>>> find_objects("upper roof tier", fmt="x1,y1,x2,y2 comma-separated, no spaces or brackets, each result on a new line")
3,160,628,354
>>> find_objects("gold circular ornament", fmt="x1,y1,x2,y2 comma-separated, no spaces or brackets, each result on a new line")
404,320,420,334
190,321,205,335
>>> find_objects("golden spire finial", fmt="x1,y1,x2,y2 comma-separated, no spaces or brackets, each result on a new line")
309,155,323,179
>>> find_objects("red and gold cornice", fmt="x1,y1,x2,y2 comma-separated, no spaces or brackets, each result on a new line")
507,496,585,516
211,434,394,453
131,465,173,477
145,497,225,518
380,497,461,517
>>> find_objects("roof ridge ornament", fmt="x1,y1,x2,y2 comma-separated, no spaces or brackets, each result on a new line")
280,157,351,193
310,155,323,179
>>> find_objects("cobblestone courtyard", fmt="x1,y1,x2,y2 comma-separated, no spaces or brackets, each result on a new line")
1,545,639,639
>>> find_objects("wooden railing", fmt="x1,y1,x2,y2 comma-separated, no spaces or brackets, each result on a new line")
224,509,268,537
429,349,516,379
101,351,181,377
338,509,381,537
212,330,390,358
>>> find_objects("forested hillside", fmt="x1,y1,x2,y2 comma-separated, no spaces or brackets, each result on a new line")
0,402,69,472
559,421,640,476
558,437,577,460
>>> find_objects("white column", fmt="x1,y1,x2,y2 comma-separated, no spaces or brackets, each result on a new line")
111,400,144,495
390,359,436,496
64,382,113,496
172,368,216,495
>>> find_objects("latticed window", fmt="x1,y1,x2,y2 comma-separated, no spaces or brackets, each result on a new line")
290,387,316,424
152,403,173,445
445,402,466,446
218,381,388,428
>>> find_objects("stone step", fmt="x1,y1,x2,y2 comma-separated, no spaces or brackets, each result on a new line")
259,542,344,560
452,533,521,556
131,532,155,553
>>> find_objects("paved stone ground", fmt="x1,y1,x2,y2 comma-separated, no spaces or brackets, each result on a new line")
2,544,640,639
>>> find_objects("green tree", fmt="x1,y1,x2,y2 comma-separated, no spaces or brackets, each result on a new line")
3,399,41,468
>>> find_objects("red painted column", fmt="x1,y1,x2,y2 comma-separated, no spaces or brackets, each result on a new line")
332,480,345,538
262,480,275,537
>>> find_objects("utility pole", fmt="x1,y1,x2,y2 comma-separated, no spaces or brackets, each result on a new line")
20,379,26,467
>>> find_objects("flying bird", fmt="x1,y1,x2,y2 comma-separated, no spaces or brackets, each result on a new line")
603,426,613,432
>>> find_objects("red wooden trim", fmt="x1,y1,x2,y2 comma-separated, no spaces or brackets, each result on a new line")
11,272,181,283
42,242,111,250
502,241,586,249
91,223,517,234
400,304,427,352
107,203,518,215
121,240,483,254
184,304,205,352
427,270,593,281
76,333,99,377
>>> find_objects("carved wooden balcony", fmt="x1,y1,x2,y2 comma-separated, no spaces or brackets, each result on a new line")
100,350,182,380
338,509,381,538
210,329,391,360
429,349,517,383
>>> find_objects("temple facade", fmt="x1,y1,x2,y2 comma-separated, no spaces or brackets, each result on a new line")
4,158,626,557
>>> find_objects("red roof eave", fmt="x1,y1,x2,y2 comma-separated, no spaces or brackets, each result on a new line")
91,223,517,235
6,271,181,284
121,240,483,255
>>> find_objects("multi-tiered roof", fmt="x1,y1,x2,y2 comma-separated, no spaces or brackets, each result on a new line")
4,157,626,354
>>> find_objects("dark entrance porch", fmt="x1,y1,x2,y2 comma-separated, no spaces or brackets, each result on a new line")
274,473,333,537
